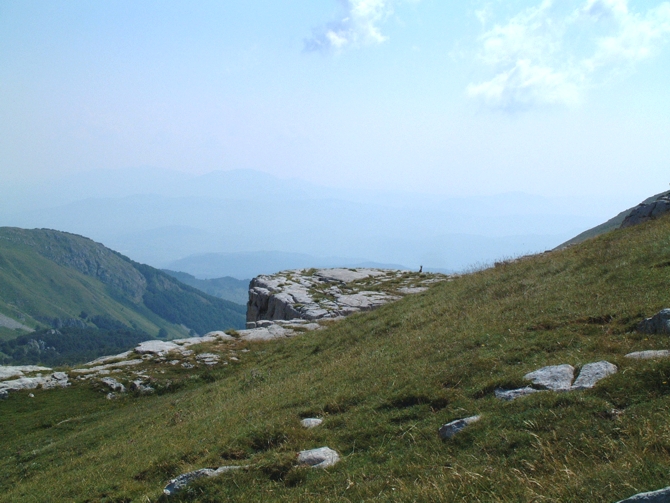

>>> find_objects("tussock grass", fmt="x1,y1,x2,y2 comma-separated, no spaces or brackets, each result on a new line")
2,216,670,501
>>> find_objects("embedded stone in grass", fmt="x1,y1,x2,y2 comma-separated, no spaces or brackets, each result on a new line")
163,466,246,496
625,350,670,360
524,364,574,391
398,287,428,294
297,447,340,468
638,309,670,335
494,387,543,401
196,353,220,365
438,415,481,439
571,361,617,390
615,485,670,502
130,380,154,394
0,389,8,400
300,418,323,429
100,377,125,393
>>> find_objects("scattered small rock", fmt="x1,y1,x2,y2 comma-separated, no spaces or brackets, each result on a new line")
495,387,543,401
297,447,340,468
616,485,670,502
638,309,670,335
106,392,117,400
28,393,35,398
100,377,125,393
524,364,575,391
182,363,194,369
301,418,323,429
0,390,8,400
164,466,246,496
130,380,154,394
438,415,481,439
196,353,220,365
571,361,618,390
625,350,670,360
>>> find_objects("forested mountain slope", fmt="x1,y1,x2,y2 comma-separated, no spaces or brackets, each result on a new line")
0,228,245,347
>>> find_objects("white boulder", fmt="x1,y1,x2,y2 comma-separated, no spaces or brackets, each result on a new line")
297,447,340,468
524,364,575,391
301,418,323,429
571,361,617,390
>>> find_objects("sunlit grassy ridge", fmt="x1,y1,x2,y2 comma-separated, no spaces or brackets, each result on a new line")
2,215,670,502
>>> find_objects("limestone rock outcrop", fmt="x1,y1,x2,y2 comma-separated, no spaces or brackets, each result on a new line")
638,309,670,335
621,193,670,228
616,486,670,502
247,268,444,325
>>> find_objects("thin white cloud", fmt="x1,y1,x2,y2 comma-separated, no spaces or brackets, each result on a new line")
305,0,396,52
468,0,670,109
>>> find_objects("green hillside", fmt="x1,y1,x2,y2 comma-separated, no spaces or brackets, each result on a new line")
0,228,246,348
2,215,670,501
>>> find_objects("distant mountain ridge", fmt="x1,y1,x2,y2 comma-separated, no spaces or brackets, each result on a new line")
0,228,246,343
1,168,601,272
165,251,410,281
162,270,250,305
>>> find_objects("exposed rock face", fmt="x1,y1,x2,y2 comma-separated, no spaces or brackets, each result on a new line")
638,309,670,335
0,365,51,380
247,268,444,324
438,416,481,439
621,194,670,229
297,447,340,468
0,313,34,332
0,371,70,393
616,486,670,502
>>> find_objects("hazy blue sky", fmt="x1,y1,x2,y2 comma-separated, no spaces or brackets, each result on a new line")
1,0,669,197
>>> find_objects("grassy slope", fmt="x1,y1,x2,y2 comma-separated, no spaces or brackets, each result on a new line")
556,190,670,250
2,216,670,502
